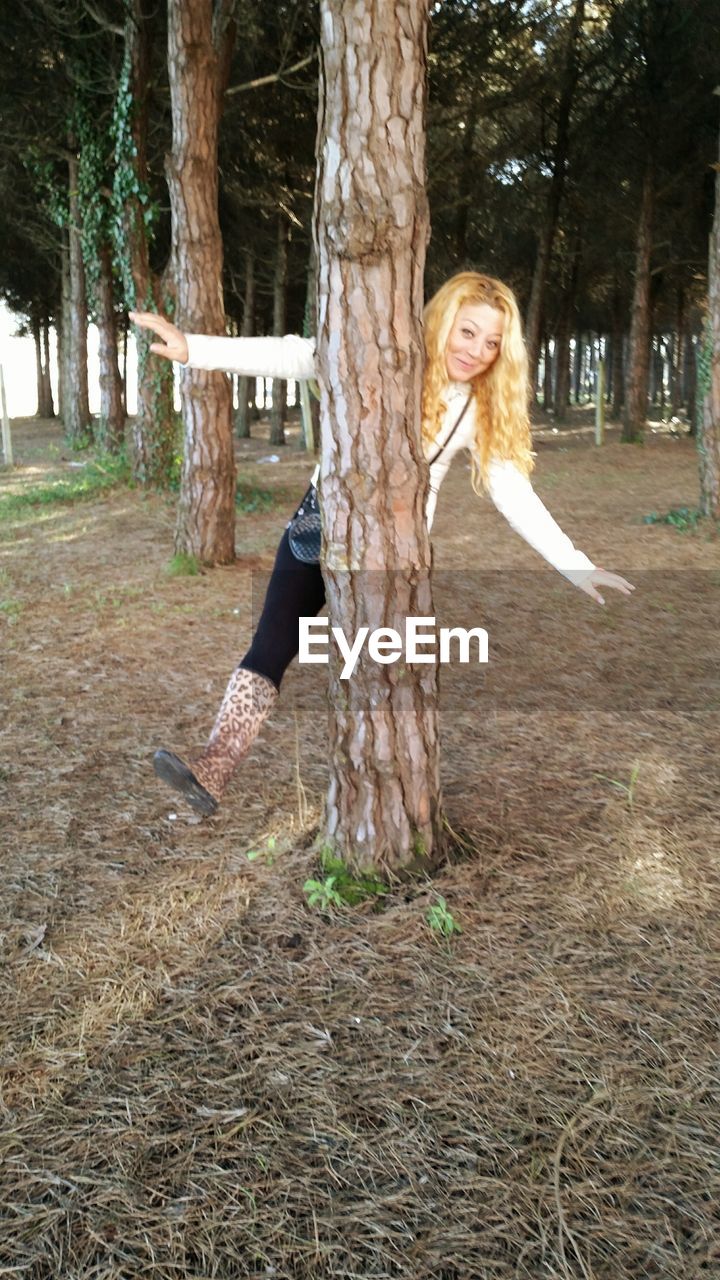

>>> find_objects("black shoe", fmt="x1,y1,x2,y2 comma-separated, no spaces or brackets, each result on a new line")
153,749,218,816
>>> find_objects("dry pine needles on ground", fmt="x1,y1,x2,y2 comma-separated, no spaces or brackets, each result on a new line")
0,414,718,1278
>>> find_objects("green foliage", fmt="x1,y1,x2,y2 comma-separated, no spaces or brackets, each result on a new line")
0,455,131,521
111,44,158,309
642,507,703,533
235,480,277,513
425,896,462,939
165,552,200,578
246,835,278,864
594,762,641,810
303,847,388,911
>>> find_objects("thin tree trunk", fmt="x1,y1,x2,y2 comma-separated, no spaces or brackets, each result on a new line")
622,160,654,442
96,242,125,452
611,289,625,418
316,0,440,876
554,245,580,423
235,247,255,438
687,335,697,437
42,314,55,417
671,289,685,414
543,336,553,412
167,0,236,565
58,233,71,424
269,212,289,446
66,144,92,447
698,119,720,518
116,0,176,485
525,0,586,387
32,315,44,418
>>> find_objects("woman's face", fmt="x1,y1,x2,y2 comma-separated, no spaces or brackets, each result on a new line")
444,302,505,382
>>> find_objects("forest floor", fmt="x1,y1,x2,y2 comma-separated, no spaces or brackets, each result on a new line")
1,409,718,1279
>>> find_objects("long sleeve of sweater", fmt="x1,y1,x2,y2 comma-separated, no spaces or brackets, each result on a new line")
485,458,595,582
184,333,317,381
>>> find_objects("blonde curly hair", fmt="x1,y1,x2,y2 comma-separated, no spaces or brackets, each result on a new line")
422,272,534,490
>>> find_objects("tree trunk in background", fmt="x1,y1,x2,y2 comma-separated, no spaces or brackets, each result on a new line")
116,0,176,485
32,315,44,417
525,0,585,388
316,0,440,876
623,160,654,442
553,245,579,423
167,0,236,565
96,242,125,453
269,212,289,446
42,314,55,417
235,247,255,438
65,145,92,448
57,233,71,424
611,289,625,417
671,289,685,414
543,336,553,412
698,117,720,518
573,331,582,402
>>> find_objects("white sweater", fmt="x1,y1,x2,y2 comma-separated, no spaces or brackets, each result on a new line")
184,333,595,583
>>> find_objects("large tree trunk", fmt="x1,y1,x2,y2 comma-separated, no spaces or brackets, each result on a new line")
96,242,125,453
269,212,289,446
235,247,255,439
167,0,236,564
524,0,585,388
622,160,654,442
698,122,720,518
57,233,71,424
116,0,176,485
65,145,92,448
316,0,440,877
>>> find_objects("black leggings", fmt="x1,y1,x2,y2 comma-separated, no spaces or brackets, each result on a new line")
239,527,326,690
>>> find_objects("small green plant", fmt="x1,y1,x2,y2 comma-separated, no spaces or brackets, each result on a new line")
643,506,702,533
246,835,277,865
425,896,462,938
303,874,346,911
165,552,200,577
594,760,641,809
0,598,22,620
303,847,389,911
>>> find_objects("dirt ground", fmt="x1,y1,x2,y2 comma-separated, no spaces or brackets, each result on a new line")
0,410,718,1279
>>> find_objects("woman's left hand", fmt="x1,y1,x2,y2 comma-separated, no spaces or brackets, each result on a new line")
577,568,635,605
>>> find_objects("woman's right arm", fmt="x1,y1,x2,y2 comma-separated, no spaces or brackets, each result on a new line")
129,312,317,381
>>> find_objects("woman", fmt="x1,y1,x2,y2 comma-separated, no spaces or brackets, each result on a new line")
130,272,633,816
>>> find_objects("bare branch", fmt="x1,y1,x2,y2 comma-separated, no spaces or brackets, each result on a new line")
225,49,317,97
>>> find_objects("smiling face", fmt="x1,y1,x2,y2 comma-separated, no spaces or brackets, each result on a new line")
444,302,505,382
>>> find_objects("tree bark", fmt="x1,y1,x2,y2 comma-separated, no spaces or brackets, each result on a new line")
57,232,71,424
167,0,236,565
553,245,579,424
42,314,55,418
269,211,289,446
315,0,440,877
525,0,585,388
95,242,125,452
117,0,176,485
622,160,654,442
65,144,92,447
235,247,255,438
32,314,44,418
698,120,720,518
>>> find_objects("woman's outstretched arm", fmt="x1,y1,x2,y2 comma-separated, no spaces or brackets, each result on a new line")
129,312,317,381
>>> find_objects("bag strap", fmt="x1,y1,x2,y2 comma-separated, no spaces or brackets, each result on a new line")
427,394,472,466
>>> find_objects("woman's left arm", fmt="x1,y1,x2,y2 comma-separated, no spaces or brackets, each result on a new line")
485,459,635,605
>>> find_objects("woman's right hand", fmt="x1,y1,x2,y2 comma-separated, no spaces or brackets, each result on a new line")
128,311,189,365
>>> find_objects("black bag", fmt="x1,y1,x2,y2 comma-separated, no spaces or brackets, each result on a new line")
287,484,322,564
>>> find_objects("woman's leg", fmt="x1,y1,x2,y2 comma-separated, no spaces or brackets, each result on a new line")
153,527,325,814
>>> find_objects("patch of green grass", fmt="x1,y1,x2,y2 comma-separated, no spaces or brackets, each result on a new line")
642,506,703,533
303,846,389,911
0,454,131,522
165,552,200,577
0,598,22,621
235,479,277,514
